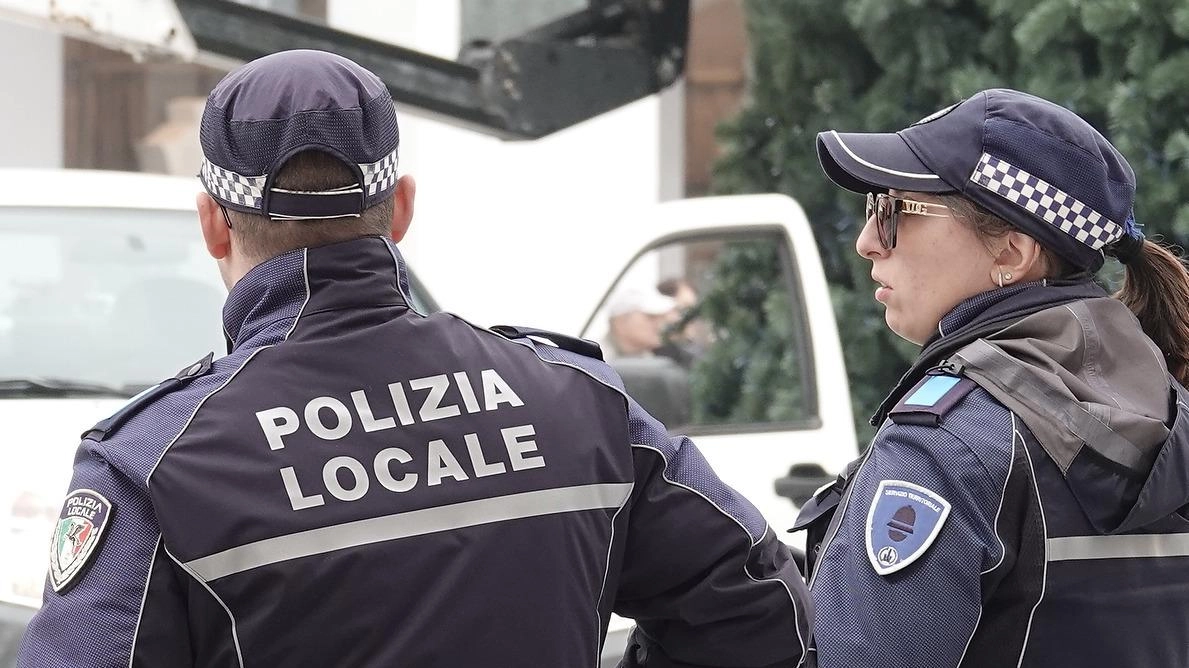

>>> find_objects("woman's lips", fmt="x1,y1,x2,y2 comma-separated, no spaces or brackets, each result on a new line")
873,277,891,303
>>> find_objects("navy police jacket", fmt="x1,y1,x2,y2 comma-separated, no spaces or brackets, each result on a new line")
797,280,1189,668
18,237,810,668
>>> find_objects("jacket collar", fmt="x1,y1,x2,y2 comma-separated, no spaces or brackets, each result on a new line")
934,282,1033,341
222,236,411,350
872,278,1106,425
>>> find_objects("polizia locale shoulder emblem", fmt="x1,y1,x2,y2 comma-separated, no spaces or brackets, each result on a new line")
49,489,114,593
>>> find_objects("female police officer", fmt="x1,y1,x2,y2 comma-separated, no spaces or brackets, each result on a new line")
797,88,1189,667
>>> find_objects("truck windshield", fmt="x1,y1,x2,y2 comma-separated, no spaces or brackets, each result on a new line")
0,207,437,391
0,207,226,390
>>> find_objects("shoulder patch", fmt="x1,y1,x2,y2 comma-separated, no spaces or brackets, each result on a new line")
889,374,976,427
49,489,115,593
81,352,215,442
489,325,603,360
866,480,951,576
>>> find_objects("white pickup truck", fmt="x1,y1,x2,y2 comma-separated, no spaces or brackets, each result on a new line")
0,168,857,666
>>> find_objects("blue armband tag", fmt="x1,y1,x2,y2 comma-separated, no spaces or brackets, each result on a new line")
866,480,951,576
889,374,976,427
905,375,960,405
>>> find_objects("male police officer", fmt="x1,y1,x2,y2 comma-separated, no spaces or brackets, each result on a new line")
17,50,811,668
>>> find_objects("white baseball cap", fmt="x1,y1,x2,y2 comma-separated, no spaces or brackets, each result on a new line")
608,287,676,317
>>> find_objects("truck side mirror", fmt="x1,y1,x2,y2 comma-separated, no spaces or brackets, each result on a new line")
774,462,832,506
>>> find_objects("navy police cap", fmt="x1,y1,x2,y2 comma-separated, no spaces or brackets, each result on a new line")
199,49,400,220
817,88,1137,272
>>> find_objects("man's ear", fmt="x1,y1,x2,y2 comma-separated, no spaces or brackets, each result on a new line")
389,174,416,242
197,192,231,260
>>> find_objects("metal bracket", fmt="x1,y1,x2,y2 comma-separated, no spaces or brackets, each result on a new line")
172,0,688,140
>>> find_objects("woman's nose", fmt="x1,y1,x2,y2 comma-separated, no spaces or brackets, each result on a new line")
855,214,889,260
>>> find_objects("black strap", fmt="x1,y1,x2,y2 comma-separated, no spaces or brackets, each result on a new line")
265,187,365,220
954,338,1152,474
490,325,603,360
81,352,214,442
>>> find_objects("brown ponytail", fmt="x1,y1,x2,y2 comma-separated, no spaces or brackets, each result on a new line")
1114,239,1189,386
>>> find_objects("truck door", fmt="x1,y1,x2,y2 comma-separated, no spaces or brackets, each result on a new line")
580,194,858,535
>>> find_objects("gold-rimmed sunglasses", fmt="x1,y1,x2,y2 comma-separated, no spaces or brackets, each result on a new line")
866,192,952,250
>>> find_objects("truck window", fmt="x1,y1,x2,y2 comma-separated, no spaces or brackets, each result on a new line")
583,230,817,433
0,207,439,393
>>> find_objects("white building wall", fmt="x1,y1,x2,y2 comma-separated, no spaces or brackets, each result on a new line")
328,0,683,331
0,1,682,332
0,21,61,167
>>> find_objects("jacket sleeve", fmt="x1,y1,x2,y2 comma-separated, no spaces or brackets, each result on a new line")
613,399,812,668
809,419,1012,668
17,440,192,668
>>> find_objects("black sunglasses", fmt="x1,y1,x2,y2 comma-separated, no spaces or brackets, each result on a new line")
865,192,952,250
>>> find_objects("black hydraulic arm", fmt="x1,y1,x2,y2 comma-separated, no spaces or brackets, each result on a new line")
173,0,689,140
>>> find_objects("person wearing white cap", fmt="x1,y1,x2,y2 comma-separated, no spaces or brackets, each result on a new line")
607,287,678,357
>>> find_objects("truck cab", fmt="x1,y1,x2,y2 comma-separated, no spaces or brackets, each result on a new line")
576,194,856,533
0,169,855,666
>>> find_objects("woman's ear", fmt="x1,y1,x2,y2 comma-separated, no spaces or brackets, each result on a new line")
990,230,1047,286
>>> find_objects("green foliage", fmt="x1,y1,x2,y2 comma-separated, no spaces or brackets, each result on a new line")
713,0,1189,443
690,239,808,424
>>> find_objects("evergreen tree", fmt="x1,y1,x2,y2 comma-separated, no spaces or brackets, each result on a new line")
689,238,808,425
712,0,1189,443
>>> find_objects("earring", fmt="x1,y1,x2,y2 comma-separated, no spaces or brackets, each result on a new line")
997,270,1004,288
1004,272,1013,282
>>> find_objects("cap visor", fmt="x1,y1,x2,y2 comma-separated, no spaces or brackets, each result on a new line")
817,130,952,194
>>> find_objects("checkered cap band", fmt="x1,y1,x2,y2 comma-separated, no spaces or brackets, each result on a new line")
970,153,1124,250
361,149,399,196
201,148,398,213
201,159,265,210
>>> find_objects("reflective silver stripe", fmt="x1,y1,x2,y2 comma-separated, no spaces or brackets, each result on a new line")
1048,534,1189,562
828,131,943,180
184,483,634,581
